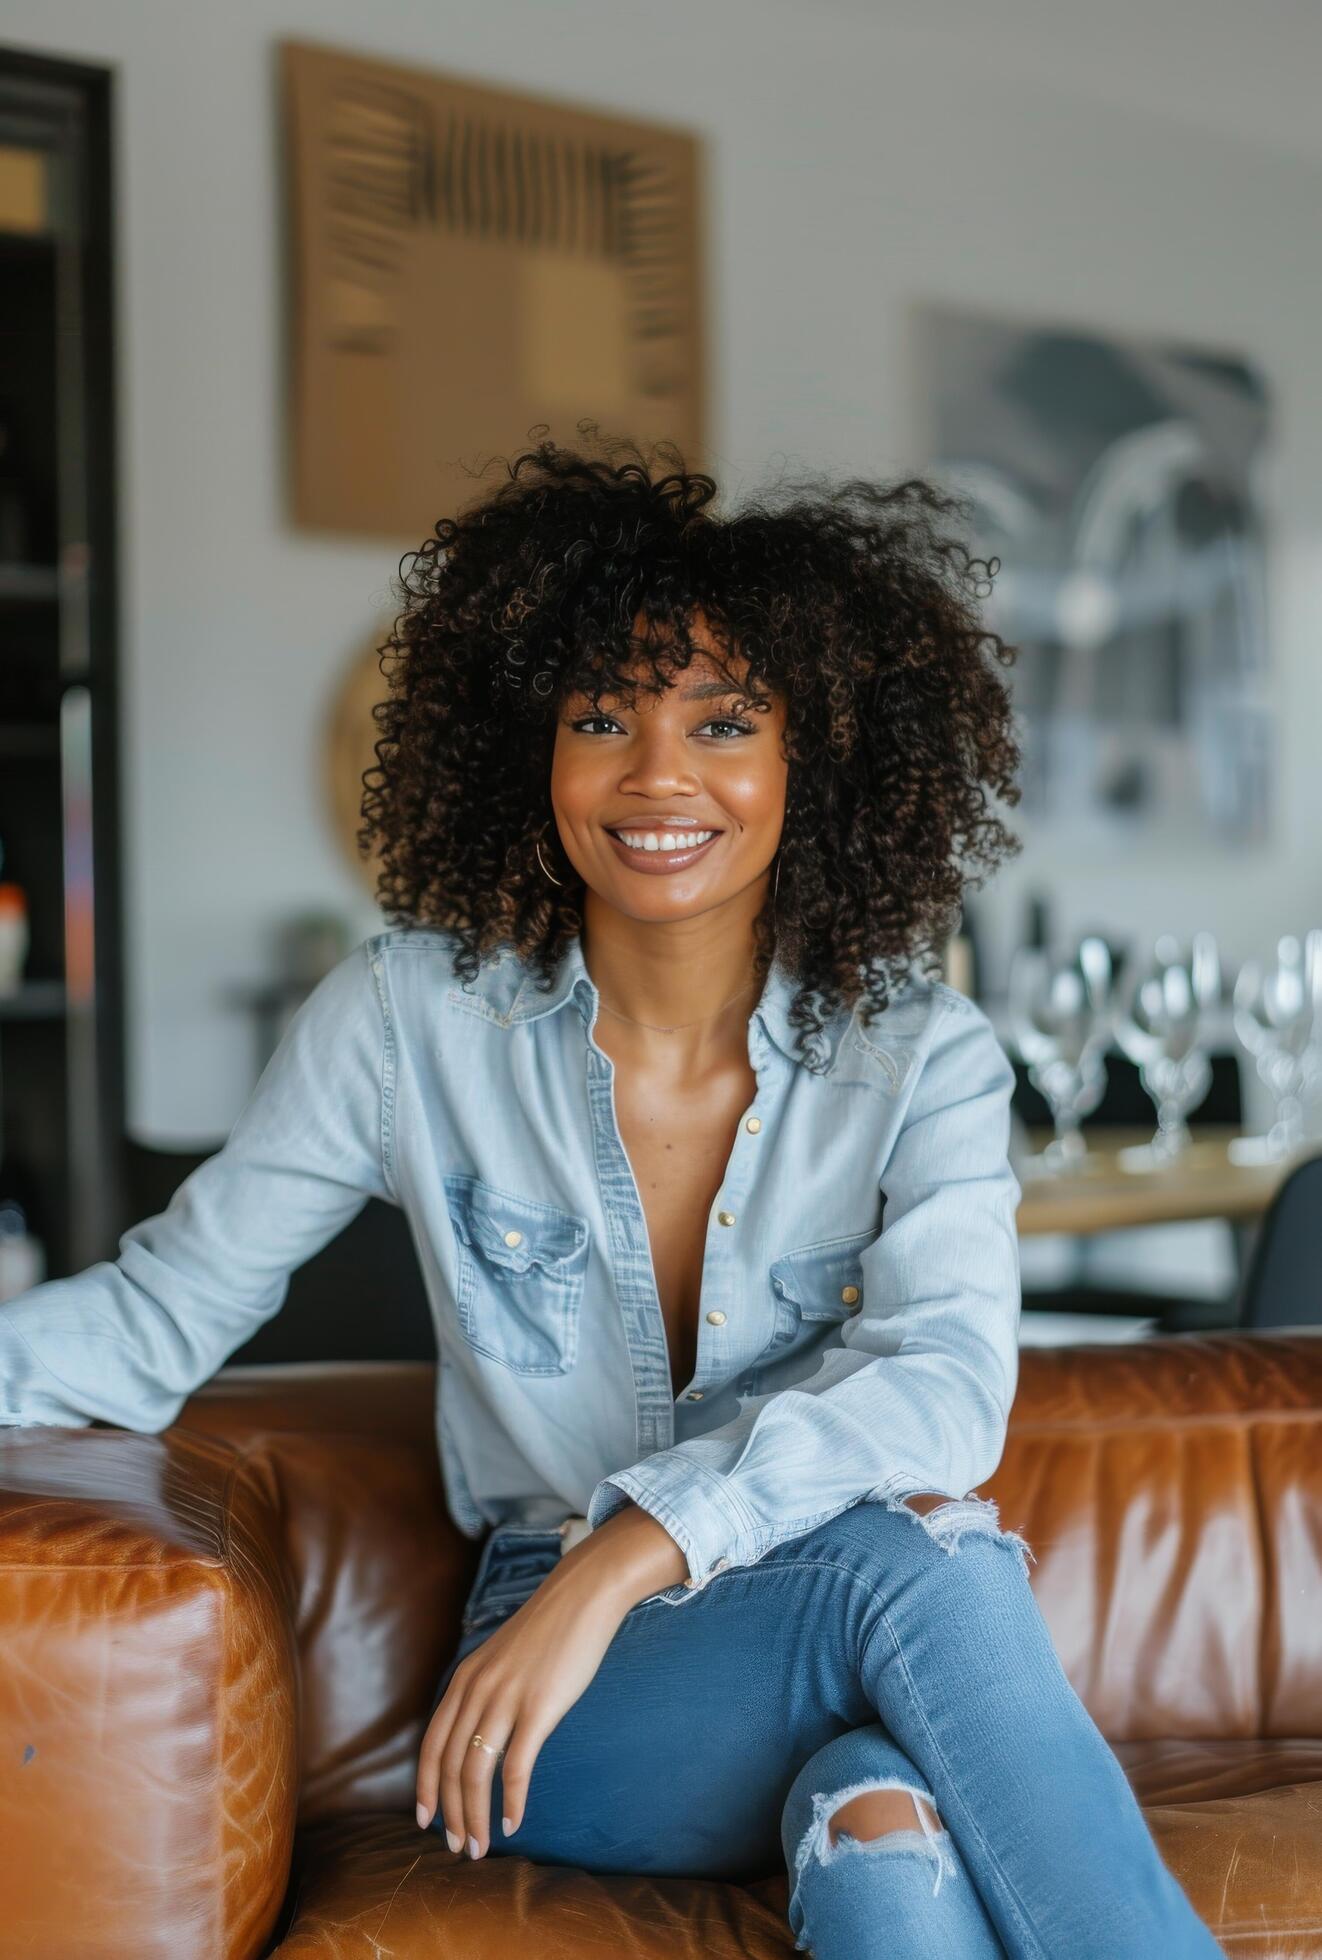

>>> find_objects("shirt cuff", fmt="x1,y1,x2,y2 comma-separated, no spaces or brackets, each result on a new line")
585,1452,769,1591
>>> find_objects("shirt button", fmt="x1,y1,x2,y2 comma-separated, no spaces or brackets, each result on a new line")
841,1284,860,1306
504,1230,523,1248
745,1116,762,1133
687,1388,704,1400
717,1210,736,1227
705,1310,727,1326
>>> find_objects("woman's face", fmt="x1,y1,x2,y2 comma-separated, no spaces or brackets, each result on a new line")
549,616,789,927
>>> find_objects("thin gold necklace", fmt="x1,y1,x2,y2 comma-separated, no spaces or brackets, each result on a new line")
593,976,761,1034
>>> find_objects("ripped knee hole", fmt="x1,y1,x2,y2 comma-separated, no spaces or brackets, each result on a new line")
828,1788,944,1845
884,1490,1036,1571
793,1777,960,1902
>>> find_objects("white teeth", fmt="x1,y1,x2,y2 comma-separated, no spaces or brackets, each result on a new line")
614,829,715,853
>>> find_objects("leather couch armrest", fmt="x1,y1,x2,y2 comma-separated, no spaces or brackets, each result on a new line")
0,1424,299,1960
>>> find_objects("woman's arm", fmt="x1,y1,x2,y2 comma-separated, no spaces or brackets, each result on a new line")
579,994,1022,1593
0,942,393,1431
559,1487,957,1618
557,1496,689,1608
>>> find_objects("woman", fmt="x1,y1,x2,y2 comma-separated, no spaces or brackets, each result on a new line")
0,431,1222,1958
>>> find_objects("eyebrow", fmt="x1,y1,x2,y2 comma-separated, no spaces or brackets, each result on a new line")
569,678,753,709
677,680,749,701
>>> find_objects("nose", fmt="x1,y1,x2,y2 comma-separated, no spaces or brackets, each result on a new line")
616,725,700,796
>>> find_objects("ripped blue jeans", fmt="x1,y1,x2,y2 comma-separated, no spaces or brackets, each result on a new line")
427,1493,1225,1959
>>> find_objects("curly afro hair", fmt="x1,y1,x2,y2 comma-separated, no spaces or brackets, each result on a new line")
358,422,1022,1060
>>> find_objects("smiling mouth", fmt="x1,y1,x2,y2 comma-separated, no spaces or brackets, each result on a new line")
604,827,723,873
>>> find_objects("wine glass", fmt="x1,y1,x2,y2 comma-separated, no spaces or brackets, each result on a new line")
1111,932,1221,1171
1006,936,1114,1176
1228,929,1322,1165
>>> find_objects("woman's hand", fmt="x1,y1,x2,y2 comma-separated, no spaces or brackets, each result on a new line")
417,1504,686,1856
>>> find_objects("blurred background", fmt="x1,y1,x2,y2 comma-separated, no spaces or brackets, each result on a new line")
1,2,1319,1362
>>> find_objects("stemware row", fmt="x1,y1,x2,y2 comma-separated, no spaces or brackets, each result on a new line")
1006,929,1322,1177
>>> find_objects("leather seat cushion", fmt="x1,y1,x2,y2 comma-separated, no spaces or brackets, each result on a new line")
271,1811,797,1957
270,1746,1322,1958
1115,1735,1322,1804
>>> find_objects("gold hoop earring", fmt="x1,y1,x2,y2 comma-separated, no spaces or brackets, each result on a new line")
535,829,566,888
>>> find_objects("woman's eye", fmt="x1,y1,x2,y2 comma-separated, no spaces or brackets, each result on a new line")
567,715,754,739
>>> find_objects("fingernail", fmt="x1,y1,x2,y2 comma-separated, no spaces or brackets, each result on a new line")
445,1827,462,1853
502,1815,515,1836
416,1802,430,1830
467,1834,481,1859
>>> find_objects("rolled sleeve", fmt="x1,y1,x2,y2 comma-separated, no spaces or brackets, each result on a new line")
586,1446,767,1590
586,994,1022,1590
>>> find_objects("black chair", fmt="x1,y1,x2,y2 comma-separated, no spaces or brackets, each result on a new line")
1235,1150,1322,1329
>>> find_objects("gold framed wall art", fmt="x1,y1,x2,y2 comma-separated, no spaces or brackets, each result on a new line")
282,39,709,540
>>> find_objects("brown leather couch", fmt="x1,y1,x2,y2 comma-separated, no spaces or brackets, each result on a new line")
2,1327,1319,1958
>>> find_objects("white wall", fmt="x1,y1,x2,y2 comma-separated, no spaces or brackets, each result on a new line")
4,0,1321,1144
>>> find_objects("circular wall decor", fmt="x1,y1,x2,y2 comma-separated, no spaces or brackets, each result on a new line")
325,631,391,895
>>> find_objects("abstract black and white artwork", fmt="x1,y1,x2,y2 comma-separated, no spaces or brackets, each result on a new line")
917,305,1273,846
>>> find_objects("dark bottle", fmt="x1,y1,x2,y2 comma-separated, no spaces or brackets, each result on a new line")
1024,890,1052,953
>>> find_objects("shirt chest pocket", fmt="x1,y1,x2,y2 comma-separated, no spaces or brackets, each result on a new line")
443,1172,590,1376
767,1226,875,1343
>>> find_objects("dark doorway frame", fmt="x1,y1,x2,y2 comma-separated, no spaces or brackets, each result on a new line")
0,46,126,1268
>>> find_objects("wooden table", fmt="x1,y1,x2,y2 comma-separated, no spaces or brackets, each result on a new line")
1015,1125,1314,1238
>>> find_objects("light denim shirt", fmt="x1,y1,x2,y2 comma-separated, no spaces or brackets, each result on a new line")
0,926,1023,1597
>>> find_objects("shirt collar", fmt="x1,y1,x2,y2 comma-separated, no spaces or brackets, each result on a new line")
502,931,841,1073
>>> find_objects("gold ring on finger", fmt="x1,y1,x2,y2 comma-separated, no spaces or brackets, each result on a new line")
470,1732,506,1762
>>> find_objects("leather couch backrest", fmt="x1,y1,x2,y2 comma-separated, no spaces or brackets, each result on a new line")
180,1331,1322,1824
984,1333,1322,1744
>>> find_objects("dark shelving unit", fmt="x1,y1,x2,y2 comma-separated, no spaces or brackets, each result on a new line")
0,50,124,1281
